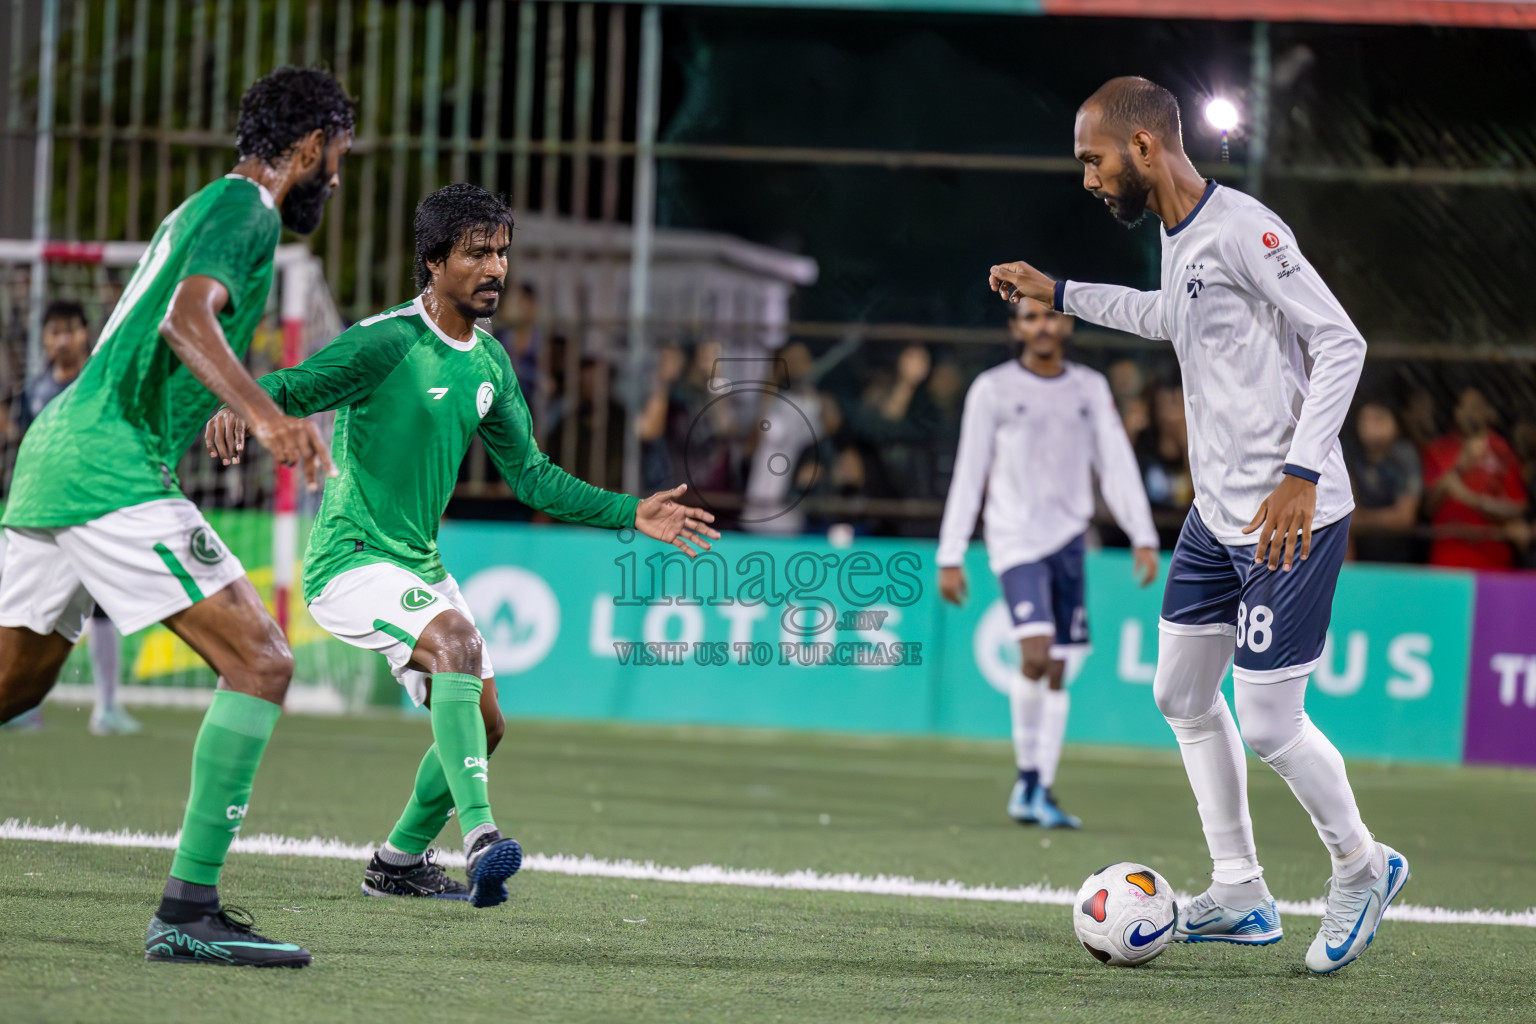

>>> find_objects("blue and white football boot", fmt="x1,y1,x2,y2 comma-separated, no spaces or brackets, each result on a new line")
1028,786,1081,829
1306,843,1410,974
1176,889,1284,945
1006,778,1038,824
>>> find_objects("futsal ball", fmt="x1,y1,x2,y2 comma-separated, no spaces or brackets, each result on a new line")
1072,862,1178,966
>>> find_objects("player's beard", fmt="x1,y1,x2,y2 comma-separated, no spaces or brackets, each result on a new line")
462,281,504,320
280,160,333,235
1097,149,1153,228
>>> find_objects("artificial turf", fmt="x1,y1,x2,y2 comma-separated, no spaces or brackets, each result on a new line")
3,705,1533,1023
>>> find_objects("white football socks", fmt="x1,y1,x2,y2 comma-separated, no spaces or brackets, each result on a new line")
1234,667,1374,878
1154,629,1262,889
89,616,122,711
1010,675,1044,774
1037,688,1070,789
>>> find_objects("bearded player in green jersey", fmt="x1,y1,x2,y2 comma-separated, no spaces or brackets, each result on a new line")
0,67,352,968
205,183,719,909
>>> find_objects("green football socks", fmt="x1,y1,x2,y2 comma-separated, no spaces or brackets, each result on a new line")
385,744,458,856
428,673,495,838
168,690,281,887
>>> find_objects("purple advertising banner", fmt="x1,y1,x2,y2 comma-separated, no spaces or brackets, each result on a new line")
1463,574,1536,767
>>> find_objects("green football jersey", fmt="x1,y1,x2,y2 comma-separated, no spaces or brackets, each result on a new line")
3,175,281,528
256,296,638,601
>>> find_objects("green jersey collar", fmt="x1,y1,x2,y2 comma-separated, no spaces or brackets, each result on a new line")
411,295,479,352
223,173,276,210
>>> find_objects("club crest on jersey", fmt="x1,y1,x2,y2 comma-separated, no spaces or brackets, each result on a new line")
401,587,438,611
1186,262,1205,298
477,381,495,419
188,527,226,565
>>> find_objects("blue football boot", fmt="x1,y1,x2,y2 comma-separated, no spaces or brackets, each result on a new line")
1028,786,1081,829
1306,843,1410,974
1176,889,1284,945
464,830,524,909
1007,778,1038,824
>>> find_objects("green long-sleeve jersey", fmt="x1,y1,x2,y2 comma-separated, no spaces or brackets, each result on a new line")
257,296,638,601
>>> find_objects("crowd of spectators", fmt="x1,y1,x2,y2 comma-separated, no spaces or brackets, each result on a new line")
604,320,1536,570
3,264,1534,572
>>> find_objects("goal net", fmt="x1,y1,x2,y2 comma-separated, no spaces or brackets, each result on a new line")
0,240,398,714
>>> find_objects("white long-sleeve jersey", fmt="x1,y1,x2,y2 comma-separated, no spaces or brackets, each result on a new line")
937,360,1158,574
1057,182,1365,547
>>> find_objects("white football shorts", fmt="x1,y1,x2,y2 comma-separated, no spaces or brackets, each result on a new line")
0,498,248,640
306,561,494,706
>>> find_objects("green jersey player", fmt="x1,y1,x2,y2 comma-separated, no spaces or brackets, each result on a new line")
205,184,718,909
0,67,352,968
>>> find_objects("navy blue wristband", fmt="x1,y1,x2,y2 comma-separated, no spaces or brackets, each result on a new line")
1052,279,1067,313
1282,463,1320,483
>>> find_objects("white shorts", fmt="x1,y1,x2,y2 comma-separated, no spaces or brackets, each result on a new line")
0,498,247,640
306,562,493,706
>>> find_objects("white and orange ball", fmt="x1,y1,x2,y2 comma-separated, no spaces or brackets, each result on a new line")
1072,862,1178,966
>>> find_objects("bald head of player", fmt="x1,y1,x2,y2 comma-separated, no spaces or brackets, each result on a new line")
1073,76,1208,230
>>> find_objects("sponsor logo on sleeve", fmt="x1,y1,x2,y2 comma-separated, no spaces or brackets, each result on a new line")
1262,232,1280,248
477,381,495,418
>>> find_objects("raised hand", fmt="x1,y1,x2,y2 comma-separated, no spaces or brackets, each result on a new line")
635,483,721,557
988,261,1057,306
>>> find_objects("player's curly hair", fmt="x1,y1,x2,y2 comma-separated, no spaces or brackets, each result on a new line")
413,184,516,290
235,66,355,164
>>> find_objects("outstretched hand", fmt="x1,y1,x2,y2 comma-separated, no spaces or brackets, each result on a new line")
988,260,1056,306
635,483,721,558
1243,474,1317,571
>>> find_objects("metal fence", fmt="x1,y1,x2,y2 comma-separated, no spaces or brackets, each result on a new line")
3,1,1535,565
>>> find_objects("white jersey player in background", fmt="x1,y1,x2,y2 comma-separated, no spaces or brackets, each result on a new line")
988,76,1408,975
937,296,1158,829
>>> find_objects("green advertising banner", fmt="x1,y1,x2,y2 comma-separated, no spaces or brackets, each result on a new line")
436,522,1477,763
949,550,1476,762
28,504,1472,762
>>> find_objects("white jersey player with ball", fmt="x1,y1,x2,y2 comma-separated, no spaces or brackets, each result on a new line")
938,297,1158,830
989,76,1409,975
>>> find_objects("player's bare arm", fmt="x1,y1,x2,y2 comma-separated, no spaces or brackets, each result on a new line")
634,483,720,558
165,275,334,490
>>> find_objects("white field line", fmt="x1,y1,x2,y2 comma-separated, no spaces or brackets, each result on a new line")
4,819,1533,929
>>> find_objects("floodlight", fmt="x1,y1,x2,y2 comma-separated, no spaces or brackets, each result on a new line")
1205,98,1240,132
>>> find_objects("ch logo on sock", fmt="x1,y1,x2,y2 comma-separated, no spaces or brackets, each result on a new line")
401,587,438,611
226,803,248,832
464,756,489,781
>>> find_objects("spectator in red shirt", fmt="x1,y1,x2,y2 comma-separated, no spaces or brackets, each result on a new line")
1422,387,1529,569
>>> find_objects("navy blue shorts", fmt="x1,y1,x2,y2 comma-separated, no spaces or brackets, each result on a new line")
998,534,1088,651
1159,509,1349,679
